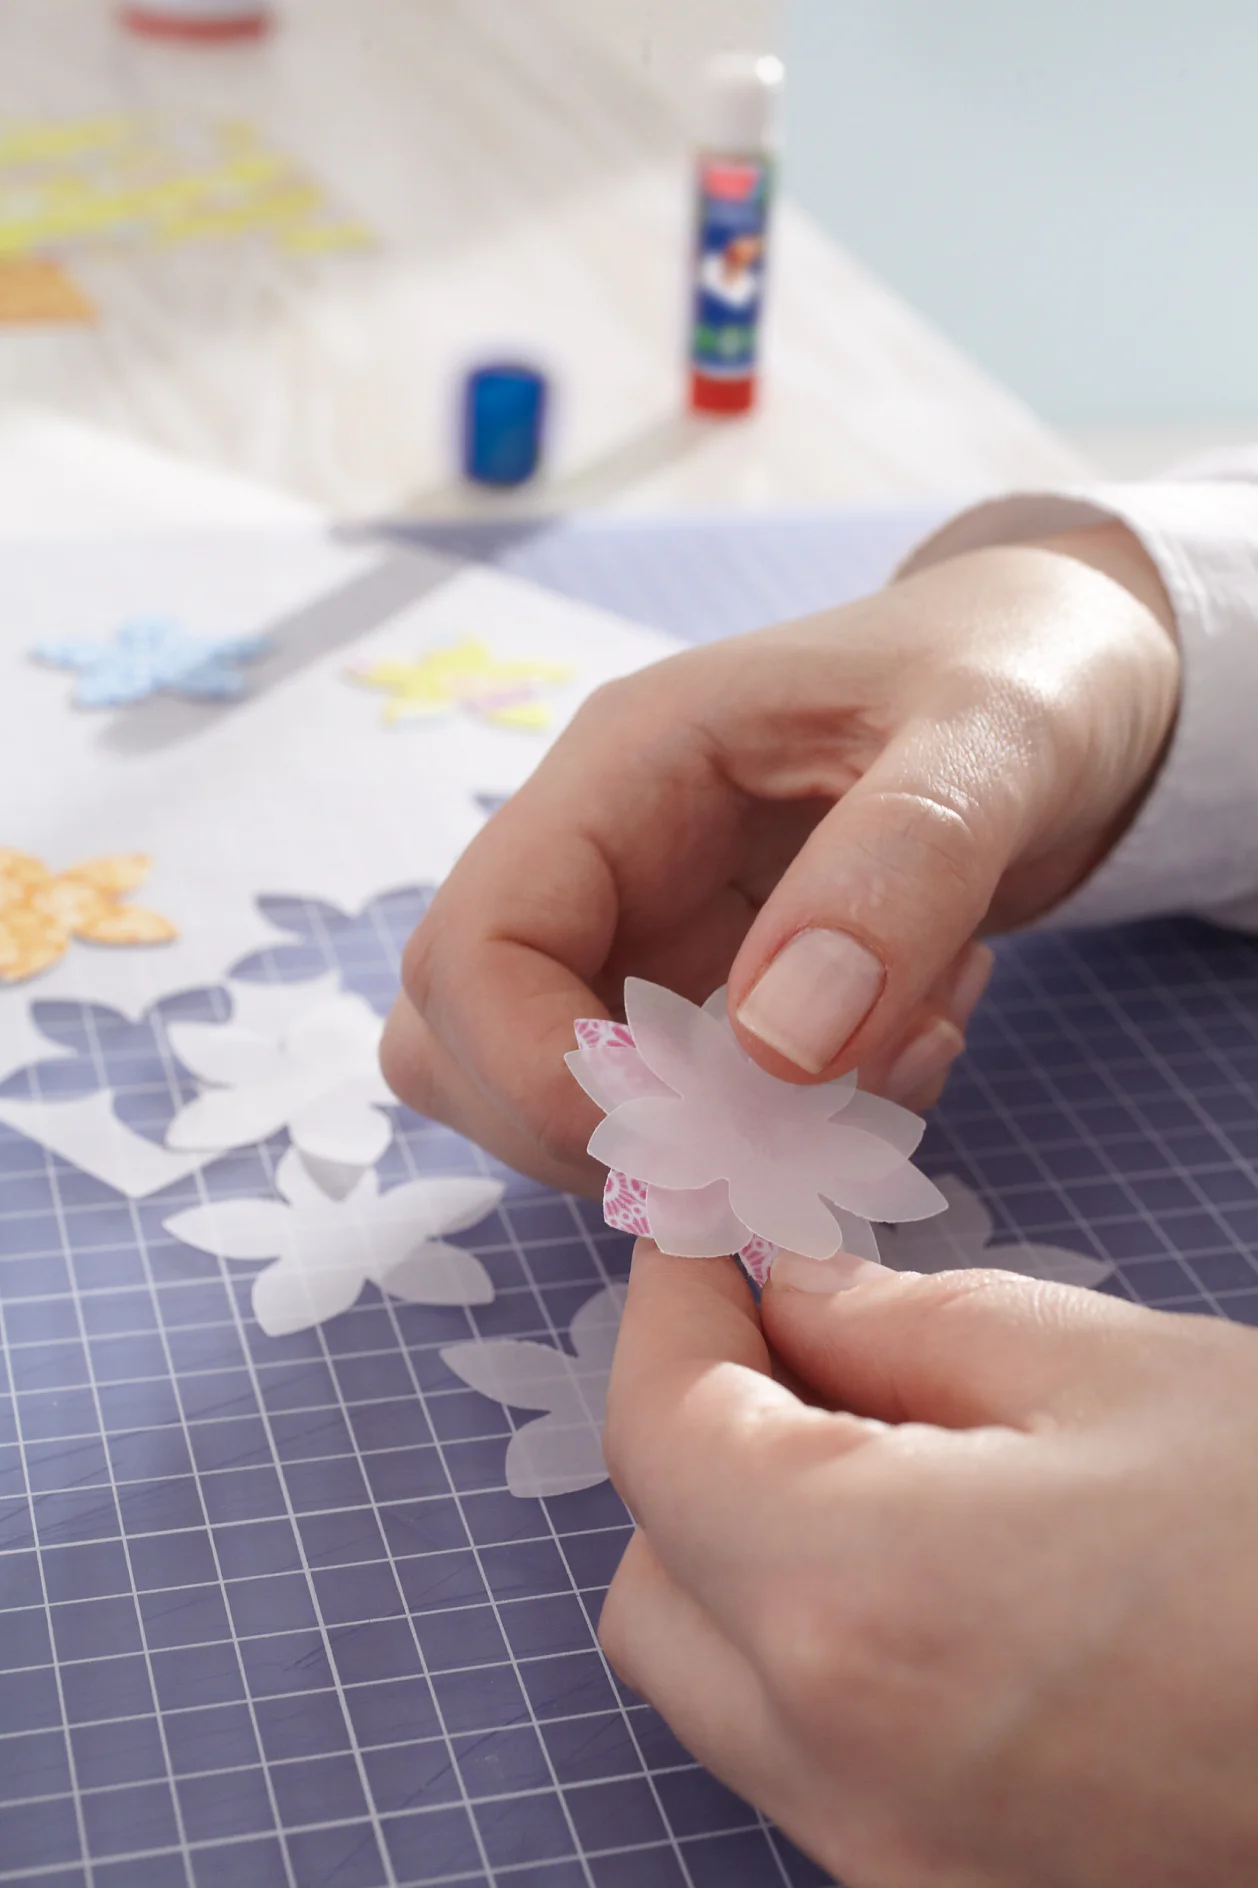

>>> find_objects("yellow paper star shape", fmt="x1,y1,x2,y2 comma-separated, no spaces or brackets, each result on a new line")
0,850,177,984
347,637,573,732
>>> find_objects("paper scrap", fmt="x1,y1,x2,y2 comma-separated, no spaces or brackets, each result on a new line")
0,257,94,325
568,981,943,1266
0,115,372,261
0,849,176,985
440,1284,625,1499
347,637,574,732
166,1148,503,1336
33,620,273,709
0,1088,207,1198
166,979,395,1175
879,1174,1115,1288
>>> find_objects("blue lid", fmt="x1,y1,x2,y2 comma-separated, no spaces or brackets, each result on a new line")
462,363,547,487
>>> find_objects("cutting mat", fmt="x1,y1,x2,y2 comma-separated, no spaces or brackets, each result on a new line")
4,509,1258,1888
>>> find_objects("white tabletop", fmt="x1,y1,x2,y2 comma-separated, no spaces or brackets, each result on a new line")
0,0,1088,521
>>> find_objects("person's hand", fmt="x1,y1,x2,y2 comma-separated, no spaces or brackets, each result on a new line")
381,523,1178,1194
600,1245,1258,1887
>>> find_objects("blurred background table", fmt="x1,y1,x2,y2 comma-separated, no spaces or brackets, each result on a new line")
0,0,1086,526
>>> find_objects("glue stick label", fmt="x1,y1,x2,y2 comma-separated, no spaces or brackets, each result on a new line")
690,153,772,381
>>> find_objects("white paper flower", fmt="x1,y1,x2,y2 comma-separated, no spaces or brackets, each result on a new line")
440,1284,624,1499
166,976,395,1190
879,1174,1115,1288
567,980,945,1265
165,1148,503,1336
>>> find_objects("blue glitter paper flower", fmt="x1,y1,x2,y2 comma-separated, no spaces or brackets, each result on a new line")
34,619,273,708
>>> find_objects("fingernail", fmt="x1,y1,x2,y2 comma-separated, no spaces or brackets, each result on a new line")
949,944,995,1031
883,1017,965,1105
736,930,885,1075
770,1250,886,1294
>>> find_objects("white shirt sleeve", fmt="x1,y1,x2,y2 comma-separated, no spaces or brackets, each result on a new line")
900,458,1258,933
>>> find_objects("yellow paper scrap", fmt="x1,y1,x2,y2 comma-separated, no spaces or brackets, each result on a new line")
0,850,177,984
348,639,575,732
0,257,95,325
0,113,373,262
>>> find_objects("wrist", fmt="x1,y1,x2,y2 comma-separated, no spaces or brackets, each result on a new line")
1030,519,1179,647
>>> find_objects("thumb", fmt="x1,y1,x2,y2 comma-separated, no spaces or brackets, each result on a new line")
760,1258,1199,1431
727,724,1026,1083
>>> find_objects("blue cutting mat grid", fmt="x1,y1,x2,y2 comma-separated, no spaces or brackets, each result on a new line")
0,888,831,1888
5,899,1258,1888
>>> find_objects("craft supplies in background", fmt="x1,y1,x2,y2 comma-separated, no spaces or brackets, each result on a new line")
0,115,371,269
462,361,549,488
688,51,781,416
120,0,273,39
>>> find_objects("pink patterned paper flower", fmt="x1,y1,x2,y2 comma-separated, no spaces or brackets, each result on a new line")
568,980,946,1274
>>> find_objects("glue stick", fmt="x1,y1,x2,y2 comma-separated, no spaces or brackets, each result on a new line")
120,0,272,40
688,52,782,416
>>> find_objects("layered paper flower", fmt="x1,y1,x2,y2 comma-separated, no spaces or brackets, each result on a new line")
166,977,395,1187
0,848,176,984
568,980,946,1277
166,1149,503,1336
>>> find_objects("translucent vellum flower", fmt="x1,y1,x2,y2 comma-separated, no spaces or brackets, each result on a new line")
166,977,395,1191
166,1148,503,1336
880,1174,1115,1288
440,1284,625,1499
567,979,946,1268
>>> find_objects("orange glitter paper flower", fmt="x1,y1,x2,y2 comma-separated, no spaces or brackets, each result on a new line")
0,849,177,984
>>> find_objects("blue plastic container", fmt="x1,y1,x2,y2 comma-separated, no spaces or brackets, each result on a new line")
462,363,547,487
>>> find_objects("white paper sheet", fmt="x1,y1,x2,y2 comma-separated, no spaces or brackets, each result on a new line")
0,535,684,1043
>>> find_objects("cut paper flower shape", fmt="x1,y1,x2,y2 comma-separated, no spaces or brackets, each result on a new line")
441,1284,625,1499
165,1148,503,1337
568,981,946,1270
347,636,573,732
879,1173,1115,1289
33,619,273,707
166,977,395,1187
0,848,176,984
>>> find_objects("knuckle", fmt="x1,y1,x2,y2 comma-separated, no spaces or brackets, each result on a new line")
753,1581,886,1732
596,1551,645,1690
377,1005,438,1120
858,789,993,914
753,1569,947,1753
567,672,640,736
399,911,440,1015
595,1580,630,1674
530,1084,592,1173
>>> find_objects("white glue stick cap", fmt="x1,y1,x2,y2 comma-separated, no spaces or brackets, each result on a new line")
696,51,783,153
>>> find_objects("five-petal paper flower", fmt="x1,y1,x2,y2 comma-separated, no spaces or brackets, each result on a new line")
166,976,395,1187
347,636,573,732
0,848,176,984
879,1173,1115,1288
166,1148,503,1336
34,619,273,708
568,980,946,1272
440,1284,625,1499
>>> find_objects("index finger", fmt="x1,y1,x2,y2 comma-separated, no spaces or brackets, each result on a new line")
398,675,747,1158
604,1242,880,1645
